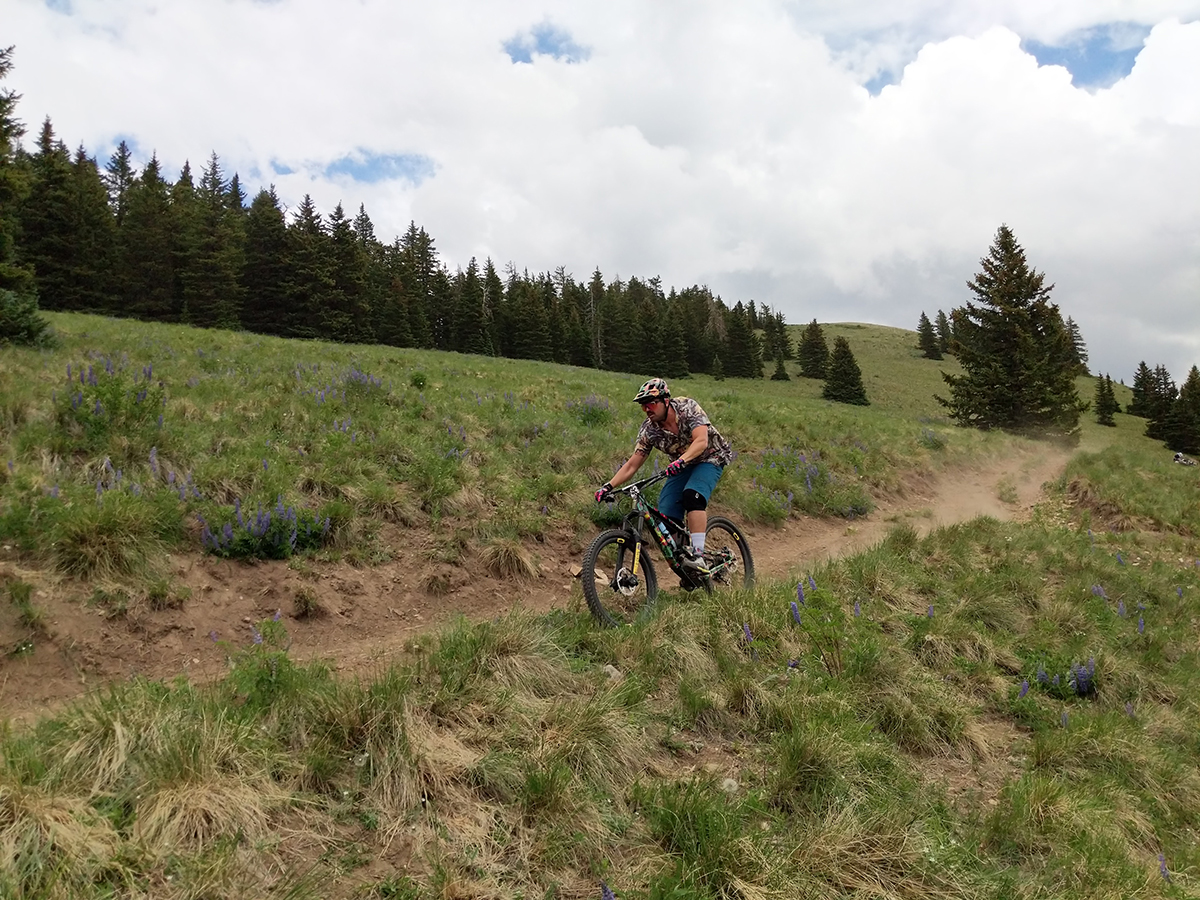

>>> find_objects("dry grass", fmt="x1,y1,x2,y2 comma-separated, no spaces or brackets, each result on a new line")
478,538,539,580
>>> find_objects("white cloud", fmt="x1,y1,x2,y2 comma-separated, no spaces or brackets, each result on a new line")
5,0,1200,380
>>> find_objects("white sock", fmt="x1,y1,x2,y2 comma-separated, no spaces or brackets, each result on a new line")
691,533,706,553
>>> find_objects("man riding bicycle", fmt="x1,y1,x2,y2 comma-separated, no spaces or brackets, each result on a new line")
594,378,733,576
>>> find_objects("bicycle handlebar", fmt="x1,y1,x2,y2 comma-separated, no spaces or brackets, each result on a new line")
607,470,669,496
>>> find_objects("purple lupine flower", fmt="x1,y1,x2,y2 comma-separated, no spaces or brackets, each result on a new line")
853,601,860,617
796,582,805,606
1159,854,1170,882
600,881,616,900
790,600,801,624
157,414,163,428
1091,584,1107,599
787,660,799,668
1138,616,1145,634
1116,552,1125,565
809,575,817,592
1117,600,1126,618
1037,666,1048,684
209,630,218,642
168,471,176,485
1125,701,1135,717
262,459,269,471
1177,587,1183,598
1061,711,1068,728
1052,674,1060,687
273,609,282,622
252,628,263,645
1018,679,1029,699
223,523,234,542
149,446,159,475
742,623,753,644
927,604,934,618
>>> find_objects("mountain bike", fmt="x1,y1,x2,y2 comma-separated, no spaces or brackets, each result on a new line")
582,471,754,627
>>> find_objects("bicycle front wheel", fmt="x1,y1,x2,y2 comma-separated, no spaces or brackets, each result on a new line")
704,517,755,591
581,529,659,627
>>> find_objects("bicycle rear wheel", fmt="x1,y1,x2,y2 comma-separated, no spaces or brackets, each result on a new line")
704,517,754,591
581,529,659,627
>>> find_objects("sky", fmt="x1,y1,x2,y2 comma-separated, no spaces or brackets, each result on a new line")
6,0,1200,382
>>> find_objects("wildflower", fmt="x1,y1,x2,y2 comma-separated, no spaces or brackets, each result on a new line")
787,660,799,668
209,630,218,642
1052,674,1060,687
1090,584,1107,599
790,600,801,624
1117,600,1126,618
1018,679,1029,699
809,575,817,592
1159,854,1170,882
252,628,263,646
1177,587,1184,598
927,604,934,619
853,601,861,617
1061,711,1068,728
1138,616,1144,634
273,609,282,622
1116,552,1125,565
742,624,753,644
263,459,269,471
1125,701,1135,718
600,881,616,900
796,582,805,606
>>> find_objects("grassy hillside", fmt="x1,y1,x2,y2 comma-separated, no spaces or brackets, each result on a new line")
0,314,1023,588
2,313,1199,899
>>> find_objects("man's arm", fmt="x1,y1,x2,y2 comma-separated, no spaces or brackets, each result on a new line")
608,448,649,488
676,425,708,465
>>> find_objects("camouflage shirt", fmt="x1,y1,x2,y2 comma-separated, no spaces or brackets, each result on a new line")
634,397,733,467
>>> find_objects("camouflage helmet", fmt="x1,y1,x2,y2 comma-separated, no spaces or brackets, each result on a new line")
633,378,670,404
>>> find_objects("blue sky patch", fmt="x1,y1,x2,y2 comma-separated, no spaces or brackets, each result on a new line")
45,0,71,13
864,72,895,96
1023,22,1150,88
324,151,435,185
271,159,295,176
504,22,590,64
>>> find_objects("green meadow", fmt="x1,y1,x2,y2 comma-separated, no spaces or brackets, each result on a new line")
2,312,1199,899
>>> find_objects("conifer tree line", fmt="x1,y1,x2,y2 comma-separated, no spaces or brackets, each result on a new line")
1127,361,1200,454
0,51,797,376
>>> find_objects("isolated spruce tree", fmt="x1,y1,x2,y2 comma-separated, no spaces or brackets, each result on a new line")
938,225,1083,436
711,352,725,381
1165,366,1200,454
1127,361,1153,416
724,301,762,378
1094,374,1118,427
0,46,51,346
822,336,869,405
797,319,829,378
935,309,952,354
917,311,942,359
770,356,790,381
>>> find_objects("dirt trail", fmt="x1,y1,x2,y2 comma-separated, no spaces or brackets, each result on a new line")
0,444,1073,720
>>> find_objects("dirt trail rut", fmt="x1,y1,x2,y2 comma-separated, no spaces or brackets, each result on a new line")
0,444,1073,720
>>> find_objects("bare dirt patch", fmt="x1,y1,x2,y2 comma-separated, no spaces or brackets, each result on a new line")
0,444,1073,720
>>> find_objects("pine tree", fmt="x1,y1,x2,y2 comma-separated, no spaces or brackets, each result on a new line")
723,301,761,378
935,309,952,354
119,154,175,320
797,319,829,378
455,258,492,355
104,140,135,227
179,152,242,329
69,145,118,311
0,46,51,346
240,187,290,334
822,336,869,405
711,353,725,381
770,356,790,381
20,119,77,309
938,225,1084,436
285,194,333,339
1094,374,1117,427
324,202,372,343
658,300,689,379
1127,361,1153,416
1065,316,1088,375
1165,366,1200,454
1145,365,1178,442
917,311,942,359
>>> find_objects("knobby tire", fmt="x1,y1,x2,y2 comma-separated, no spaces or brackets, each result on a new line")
581,528,659,627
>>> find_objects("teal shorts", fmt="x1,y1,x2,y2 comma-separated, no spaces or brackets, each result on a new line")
657,462,723,524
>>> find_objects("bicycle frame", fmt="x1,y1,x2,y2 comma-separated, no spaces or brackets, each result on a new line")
608,472,696,579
